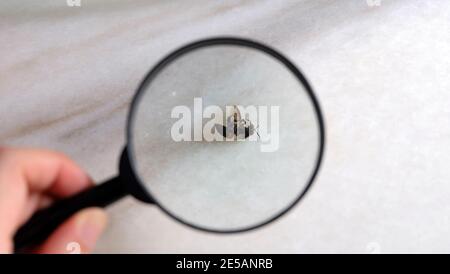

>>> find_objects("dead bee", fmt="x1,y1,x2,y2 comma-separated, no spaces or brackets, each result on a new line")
214,105,259,140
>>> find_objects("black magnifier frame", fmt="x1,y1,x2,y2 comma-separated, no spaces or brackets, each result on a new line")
13,37,325,252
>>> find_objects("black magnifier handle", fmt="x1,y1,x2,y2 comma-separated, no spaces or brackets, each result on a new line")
13,176,128,252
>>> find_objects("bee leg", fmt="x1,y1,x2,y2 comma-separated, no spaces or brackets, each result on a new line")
255,124,260,140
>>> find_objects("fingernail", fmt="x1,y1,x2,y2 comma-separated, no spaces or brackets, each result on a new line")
77,208,107,250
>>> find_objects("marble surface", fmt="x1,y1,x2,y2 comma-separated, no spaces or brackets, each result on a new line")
1,0,450,253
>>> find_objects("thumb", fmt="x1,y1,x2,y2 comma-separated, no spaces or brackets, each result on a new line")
35,208,107,254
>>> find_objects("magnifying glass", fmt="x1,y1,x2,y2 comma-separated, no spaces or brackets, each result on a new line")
14,37,325,251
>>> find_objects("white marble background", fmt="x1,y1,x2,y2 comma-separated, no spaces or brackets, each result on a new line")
1,0,450,253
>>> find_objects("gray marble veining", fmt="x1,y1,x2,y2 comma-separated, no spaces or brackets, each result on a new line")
1,0,450,253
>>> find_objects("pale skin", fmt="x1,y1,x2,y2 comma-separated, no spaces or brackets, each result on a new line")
0,147,107,254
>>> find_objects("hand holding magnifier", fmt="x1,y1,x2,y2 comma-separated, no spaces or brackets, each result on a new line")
14,38,325,251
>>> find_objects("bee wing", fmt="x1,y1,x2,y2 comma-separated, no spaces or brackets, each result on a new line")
226,105,241,124
233,105,241,121
214,123,224,135
214,124,233,138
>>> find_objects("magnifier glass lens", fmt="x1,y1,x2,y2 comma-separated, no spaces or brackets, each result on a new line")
129,43,322,231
